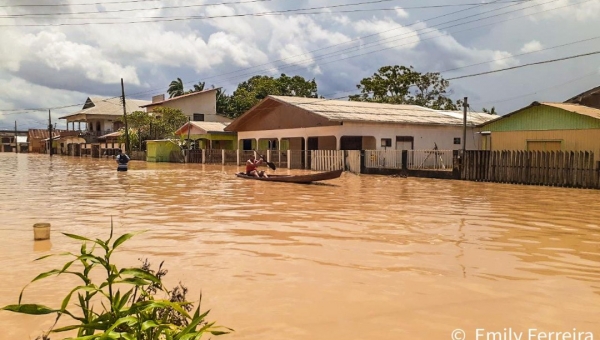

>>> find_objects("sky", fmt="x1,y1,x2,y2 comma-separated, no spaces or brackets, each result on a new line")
0,0,599,130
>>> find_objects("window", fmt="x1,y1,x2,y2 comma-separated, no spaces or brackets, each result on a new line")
454,138,461,145
381,138,392,147
193,113,205,121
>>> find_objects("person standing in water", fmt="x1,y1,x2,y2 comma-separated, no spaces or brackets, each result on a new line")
115,149,130,172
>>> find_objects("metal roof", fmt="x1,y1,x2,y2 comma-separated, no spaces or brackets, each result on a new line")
479,101,600,127
261,96,494,126
175,121,231,135
59,97,150,119
541,102,600,120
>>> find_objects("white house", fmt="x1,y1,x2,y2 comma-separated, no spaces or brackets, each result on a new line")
140,88,231,123
224,96,495,152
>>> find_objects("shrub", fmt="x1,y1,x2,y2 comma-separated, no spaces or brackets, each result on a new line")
1,220,231,340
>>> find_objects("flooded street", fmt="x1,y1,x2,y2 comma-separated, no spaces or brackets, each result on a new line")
1,153,599,340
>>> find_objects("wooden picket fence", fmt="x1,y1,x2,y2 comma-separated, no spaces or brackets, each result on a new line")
463,150,600,189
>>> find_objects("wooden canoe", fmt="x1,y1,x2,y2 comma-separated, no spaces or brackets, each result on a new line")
235,169,343,184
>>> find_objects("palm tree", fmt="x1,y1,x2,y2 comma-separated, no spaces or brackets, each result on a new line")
192,82,205,92
167,78,185,98
482,106,497,115
215,88,229,116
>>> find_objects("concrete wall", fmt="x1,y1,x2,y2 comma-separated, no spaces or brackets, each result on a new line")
236,122,481,151
146,91,226,122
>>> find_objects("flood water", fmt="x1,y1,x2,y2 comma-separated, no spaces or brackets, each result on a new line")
1,153,599,340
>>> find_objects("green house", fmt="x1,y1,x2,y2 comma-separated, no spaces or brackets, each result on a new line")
146,140,182,162
175,121,237,150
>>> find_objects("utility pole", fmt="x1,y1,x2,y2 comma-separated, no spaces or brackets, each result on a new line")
186,117,191,163
121,78,130,155
48,109,53,157
14,121,18,154
462,97,468,154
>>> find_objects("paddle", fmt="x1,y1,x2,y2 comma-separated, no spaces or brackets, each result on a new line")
260,154,277,171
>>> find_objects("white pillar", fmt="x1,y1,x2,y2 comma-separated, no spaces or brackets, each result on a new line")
336,136,341,150
222,149,225,165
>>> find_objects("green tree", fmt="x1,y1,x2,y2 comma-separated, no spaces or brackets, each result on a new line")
191,81,205,93
168,78,185,98
482,106,497,115
117,111,153,150
152,106,188,139
349,65,458,110
227,74,319,118
215,88,230,116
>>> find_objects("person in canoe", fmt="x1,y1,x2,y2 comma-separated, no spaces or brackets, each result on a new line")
246,154,269,178
115,149,130,172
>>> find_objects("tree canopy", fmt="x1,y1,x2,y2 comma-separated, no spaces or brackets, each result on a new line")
118,107,187,149
224,74,319,118
167,79,206,98
348,65,459,110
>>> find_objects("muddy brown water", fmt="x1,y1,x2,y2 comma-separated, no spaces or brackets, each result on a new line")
1,153,599,340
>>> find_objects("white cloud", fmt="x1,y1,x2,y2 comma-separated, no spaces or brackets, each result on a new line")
395,7,409,18
1,0,600,128
521,40,544,53
353,18,420,50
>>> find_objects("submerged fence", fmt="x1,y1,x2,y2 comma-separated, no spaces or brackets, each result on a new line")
462,150,600,189
364,149,453,171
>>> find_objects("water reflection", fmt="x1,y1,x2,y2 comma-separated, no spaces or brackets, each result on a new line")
0,153,599,340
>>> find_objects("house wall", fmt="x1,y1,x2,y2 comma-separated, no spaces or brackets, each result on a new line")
237,102,339,131
235,123,481,151
146,92,226,122
482,105,600,131
486,129,600,156
146,140,181,162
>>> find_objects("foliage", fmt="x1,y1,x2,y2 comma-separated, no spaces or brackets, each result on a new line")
1,221,231,340
168,78,206,98
348,65,459,110
225,73,319,118
151,107,188,139
482,106,497,115
215,88,230,117
117,108,187,147
190,82,205,93
168,78,185,98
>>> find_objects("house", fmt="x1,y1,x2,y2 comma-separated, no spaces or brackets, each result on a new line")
0,130,28,152
565,85,600,109
146,140,183,163
224,96,494,152
174,121,236,150
140,89,231,123
477,101,600,155
59,96,150,140
28,129,62,153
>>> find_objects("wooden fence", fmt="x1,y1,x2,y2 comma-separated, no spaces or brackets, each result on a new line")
462,150,600,189
311,150,344,171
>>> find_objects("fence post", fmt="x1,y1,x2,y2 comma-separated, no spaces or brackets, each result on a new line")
237,149,240,166
222,149,225,165
202,149,206,164
288,150,291,169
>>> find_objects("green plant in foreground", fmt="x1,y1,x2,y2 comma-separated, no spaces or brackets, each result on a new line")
1,221,231,340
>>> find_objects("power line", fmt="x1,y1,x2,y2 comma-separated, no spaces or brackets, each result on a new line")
124,0,519,98
0,0,586,115
447,51,600,80
0,0,542,113
440,34,600,74
194,0,570,88
0,0,271,8
474,70,600,106
0,1,528,18
0,0,530,26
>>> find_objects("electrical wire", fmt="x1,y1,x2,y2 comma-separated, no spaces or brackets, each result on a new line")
0,0,272,8
0,1,529,19
447,50,600,81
